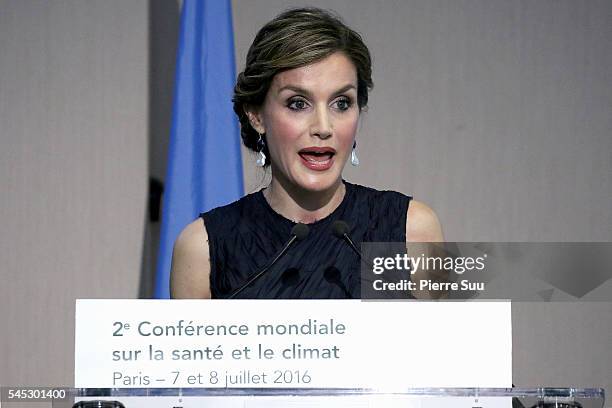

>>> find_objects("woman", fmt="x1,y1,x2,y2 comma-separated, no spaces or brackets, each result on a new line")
171,7,443,299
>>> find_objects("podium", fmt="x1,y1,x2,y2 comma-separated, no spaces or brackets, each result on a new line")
71,301,605,407
67,387,605,408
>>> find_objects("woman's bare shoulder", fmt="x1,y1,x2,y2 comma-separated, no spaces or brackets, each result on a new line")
406,199,444,242
170,218,211,299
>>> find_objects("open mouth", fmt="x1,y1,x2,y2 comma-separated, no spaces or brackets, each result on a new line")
298,147,336,161
298,147,336,170
298,151,334,162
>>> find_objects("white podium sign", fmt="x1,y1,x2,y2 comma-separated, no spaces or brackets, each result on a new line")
75,300,511,388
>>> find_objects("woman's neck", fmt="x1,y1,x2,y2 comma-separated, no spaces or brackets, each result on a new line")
263,176,346,224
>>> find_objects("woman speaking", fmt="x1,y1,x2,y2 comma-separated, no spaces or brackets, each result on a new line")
171,7,443,299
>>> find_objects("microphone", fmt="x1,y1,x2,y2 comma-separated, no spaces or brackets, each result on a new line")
332,220,378,277
227,223,309,298
291,223,310,241
324,266,352,298
332,221,415,300
332,220,363,259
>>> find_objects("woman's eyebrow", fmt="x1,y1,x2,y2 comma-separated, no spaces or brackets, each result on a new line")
277,84,357,96
333,84,357,94
277,85,311,96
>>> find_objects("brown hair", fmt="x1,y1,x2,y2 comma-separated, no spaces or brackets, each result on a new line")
233,7,373,165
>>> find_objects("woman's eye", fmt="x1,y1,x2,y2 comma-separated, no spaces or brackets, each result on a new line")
334,97,353,111
287,99,308,111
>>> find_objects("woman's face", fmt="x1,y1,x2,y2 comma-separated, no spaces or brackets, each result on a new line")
252,52,360,193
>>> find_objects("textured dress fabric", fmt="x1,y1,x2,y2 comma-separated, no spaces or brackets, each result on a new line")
201,181,412,299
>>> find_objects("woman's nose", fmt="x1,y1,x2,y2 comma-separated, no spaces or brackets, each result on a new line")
310,106,333,139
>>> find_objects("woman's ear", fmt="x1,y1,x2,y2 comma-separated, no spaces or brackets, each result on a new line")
244,105,265,134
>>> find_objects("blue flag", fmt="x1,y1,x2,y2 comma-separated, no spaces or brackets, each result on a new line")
154,0,243,298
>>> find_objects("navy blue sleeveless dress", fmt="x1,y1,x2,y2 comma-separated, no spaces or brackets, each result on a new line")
200,181,411,299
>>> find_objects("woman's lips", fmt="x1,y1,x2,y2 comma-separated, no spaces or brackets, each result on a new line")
298,148,335,171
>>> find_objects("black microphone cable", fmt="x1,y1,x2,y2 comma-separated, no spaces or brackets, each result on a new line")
332,220,379,272
333,220,417,300
331,220,377,288
227,223,309,299
331,220,364,259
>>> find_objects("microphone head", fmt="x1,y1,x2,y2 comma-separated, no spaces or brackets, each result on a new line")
332,220,349,238
291,223,310,241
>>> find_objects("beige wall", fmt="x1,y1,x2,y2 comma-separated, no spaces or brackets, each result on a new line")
0,0,610,394
0,0,148,385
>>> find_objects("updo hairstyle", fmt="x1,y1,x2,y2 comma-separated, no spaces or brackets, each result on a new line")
233,7,373,166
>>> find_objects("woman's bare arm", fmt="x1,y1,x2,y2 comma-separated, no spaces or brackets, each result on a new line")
406,200,445,299
170,218,212,299
406,200,444,243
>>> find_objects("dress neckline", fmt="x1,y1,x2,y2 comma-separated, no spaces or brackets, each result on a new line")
256,180,353,227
